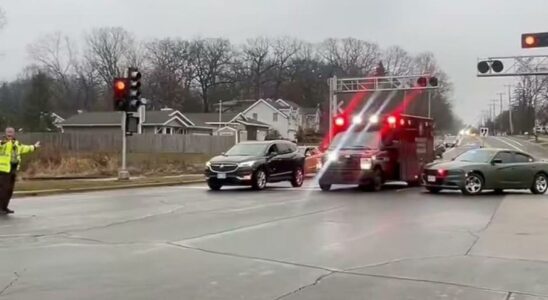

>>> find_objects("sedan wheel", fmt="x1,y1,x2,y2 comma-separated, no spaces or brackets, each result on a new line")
462,173,483,195
531,173,548,195
252,169,267,190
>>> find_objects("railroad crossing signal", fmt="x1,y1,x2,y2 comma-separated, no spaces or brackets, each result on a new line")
522,32,548,48
480,127,489,137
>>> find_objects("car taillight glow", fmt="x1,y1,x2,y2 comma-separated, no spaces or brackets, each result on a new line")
438,169,447,177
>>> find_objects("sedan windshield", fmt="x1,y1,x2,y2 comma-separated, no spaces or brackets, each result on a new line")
455,149,496,163
225,144,268,156
329,131,381,150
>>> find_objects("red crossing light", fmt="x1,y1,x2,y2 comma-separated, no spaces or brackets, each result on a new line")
335,116,345,127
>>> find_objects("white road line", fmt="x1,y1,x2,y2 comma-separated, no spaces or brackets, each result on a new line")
492,137,524,151
499,136,523,147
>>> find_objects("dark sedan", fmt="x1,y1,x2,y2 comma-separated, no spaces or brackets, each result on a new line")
205,140,305,191
422,148,548,195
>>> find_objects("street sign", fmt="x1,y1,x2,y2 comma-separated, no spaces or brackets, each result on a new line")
480,127,489,137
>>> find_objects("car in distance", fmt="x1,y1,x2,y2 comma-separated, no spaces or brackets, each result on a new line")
444,135,458,148
298,146,323,175
422,148,548,195
205,140,305,191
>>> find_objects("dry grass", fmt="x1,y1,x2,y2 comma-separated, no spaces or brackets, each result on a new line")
20,147,208,178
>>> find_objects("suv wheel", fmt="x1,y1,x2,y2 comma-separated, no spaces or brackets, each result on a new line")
252,169,267,190
531,173,548,194
291,167,304,188
208,180,223,191
363,169,383,192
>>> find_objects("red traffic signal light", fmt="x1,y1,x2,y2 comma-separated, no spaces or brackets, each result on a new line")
113,78,129,111
522,32,548,48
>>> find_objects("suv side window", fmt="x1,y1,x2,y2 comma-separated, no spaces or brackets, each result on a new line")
493,151,513,163
514,153,534,163
276,143,290,154
287,143,297,153
267,144,279,155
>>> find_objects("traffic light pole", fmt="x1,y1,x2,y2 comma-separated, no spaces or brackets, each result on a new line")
118,112,130,180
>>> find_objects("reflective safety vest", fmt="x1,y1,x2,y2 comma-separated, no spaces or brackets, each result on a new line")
0,139,36,173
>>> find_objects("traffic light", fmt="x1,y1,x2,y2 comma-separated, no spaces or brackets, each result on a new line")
416,76,438,88
113,78,129,111
128,67,142,111
522,32,548,48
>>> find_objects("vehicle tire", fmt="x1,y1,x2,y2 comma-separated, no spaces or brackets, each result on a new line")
531,173,548,195
426,187,441,194
291,167,304,188
208,180,223,191
461,173,484,195
319,183,332,191
251,168,268,191
494,189,505,195
363,168,383,192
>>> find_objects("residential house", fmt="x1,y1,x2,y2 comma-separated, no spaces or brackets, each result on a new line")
212,98,322,138
183,112,270,142
300,106,321,132
60,109,215,135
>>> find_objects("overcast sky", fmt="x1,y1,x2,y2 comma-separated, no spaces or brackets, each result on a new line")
1,0,547,124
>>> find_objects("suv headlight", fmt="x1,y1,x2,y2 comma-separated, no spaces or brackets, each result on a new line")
205,161,211,168
360,158,372,170
238,161,255,168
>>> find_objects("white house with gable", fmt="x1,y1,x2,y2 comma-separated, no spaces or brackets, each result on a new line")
241,99,298,140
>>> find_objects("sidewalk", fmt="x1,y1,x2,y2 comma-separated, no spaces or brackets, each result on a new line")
14,174,204,197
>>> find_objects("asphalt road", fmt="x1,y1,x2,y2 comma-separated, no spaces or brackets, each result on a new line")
2,137,548,299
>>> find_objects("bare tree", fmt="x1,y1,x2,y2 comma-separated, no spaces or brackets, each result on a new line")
272,37,302,96
242,37,276,98
320,38,380,77
145,38,196,109
193,38,233,112
382,46,413,76
84,27,135,86
28,32,78,89
0,7,6,31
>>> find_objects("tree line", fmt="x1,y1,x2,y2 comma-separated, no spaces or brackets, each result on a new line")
0,26,462,132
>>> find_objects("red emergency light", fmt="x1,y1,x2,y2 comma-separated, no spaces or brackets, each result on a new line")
335,116,345,127
387,116,397,125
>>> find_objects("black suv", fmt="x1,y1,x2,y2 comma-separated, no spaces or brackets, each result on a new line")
205,140,305,191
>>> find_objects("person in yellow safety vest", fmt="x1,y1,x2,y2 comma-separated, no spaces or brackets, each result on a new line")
0,127,40,214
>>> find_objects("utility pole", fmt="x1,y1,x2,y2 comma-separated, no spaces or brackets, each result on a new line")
490,100,498,135
497,92,505,134
504,84,514,135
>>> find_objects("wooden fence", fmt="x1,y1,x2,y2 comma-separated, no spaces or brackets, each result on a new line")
15,133,235,155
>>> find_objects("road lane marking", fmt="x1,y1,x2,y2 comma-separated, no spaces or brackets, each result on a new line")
499,136,523,147
492,137,523,151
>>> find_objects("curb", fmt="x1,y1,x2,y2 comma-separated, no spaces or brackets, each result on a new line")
14,179,204,198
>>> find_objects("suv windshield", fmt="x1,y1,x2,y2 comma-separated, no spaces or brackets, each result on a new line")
455,149,496,163
329,131,381,150
225,144,268,156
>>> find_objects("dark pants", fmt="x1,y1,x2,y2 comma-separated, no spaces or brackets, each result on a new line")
0,167,16,210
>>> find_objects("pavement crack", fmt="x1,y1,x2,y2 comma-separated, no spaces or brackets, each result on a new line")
344,254,464,271
273,271,335,300
166,242,338,273
0,269,25,296
177,205,344,243
465,199,503,256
